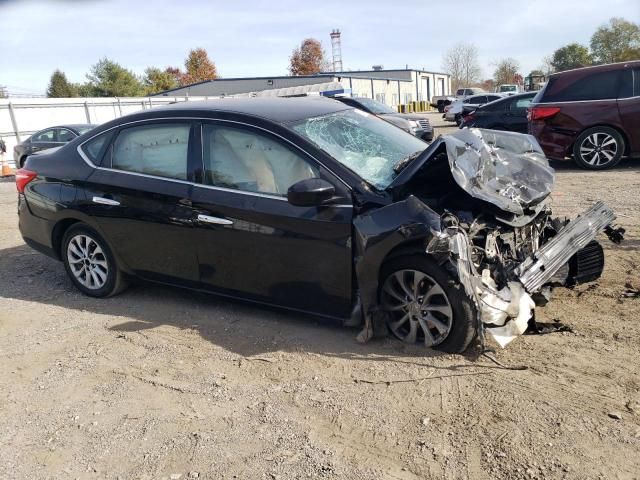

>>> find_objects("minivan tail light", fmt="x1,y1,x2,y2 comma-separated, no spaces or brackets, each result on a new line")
528,106,560,121
15,169,37,193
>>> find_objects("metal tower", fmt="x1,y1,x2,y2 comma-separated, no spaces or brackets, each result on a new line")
330,29,343,72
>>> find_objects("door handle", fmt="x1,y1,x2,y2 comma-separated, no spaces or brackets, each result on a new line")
197,214,233,225
92,196,120,206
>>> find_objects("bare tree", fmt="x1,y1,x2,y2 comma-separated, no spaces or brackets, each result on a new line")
493,57,521,85
442,43,482,91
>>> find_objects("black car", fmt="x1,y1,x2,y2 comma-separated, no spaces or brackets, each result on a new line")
13,124,96,167
459,92,536,133
332,96,434,141
16,98,620,353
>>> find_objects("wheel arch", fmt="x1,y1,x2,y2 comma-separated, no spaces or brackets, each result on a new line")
51,218,81,260
571,123,630,156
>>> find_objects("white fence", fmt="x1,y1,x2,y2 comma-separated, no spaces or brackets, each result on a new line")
0,96,212,166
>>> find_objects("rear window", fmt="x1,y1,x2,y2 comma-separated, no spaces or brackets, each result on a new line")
539,70,622,102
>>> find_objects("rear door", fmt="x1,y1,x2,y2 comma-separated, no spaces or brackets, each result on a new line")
617,67,640,155
82,120,199,285
504,96,534,133
29,128,60,153
190,120,354,318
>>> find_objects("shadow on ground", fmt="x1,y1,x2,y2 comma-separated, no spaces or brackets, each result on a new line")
0,243,495,371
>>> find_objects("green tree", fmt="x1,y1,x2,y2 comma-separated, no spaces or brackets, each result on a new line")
551,43,592,72
86,58,144,97
590,17,640,64
182,48,218,85
46,70,78,97
289,38,327,75
493,57,521,85
143,67,179,95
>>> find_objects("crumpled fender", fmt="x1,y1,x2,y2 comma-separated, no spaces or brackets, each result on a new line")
352,195,442,342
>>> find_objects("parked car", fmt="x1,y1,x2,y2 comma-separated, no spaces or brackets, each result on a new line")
13,124,96,167
16,98,621,353
333,96,433,141
528,60,640,169
460,92,536,133
444,94,503,124
496,84,520,95
430,88,486,113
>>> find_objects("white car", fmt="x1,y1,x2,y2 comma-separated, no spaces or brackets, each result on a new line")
444,93,504,123
496,84,520,95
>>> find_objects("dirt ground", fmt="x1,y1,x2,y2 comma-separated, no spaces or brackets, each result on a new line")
1,115,639,480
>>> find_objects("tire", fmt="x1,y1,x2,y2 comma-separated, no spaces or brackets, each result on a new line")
379,255,476,353
61,224,128,297
572,126,624,170
437,103,445,113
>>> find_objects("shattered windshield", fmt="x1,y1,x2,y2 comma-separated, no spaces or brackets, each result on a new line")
444,128,555,215
291,109,427,189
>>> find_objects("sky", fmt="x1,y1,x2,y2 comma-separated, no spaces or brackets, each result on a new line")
1,0,639,96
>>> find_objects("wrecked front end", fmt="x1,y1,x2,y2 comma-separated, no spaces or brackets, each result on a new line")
355,128,623,350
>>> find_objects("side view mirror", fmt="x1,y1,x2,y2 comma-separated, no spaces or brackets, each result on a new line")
287,178,336,207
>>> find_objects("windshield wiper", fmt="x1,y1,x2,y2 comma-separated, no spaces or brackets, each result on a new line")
393,150,424,173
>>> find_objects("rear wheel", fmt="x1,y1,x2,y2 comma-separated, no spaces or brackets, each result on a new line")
573,126,624,170
62,224,127,297
380,255,476,353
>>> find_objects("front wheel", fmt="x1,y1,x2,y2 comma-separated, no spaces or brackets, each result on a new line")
573,127,624,170
379,255,476,353
62,224,128,297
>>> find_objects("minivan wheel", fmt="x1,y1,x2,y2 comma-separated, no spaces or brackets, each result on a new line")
573,127,624,170
380,255,476,353
62,224,127,297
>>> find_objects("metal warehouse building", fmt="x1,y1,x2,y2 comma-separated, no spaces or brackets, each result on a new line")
156,68,451,108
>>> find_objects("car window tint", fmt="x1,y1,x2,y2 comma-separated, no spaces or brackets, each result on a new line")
634,69,640,97
544,70,621,102
57,128,76,142
111,123,190,180
32,129,55,142
202,124,319,196
619,69,633,98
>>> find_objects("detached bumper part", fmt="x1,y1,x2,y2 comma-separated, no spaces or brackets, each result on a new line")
517,201,616,293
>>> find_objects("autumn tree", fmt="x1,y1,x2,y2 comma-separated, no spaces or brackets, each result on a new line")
289,38,327,75
46,70,78,97
551,43,592,72
86,58,144,97
590,17,640,64
143,67,179,95
181,48,218,85
493,58,521,85
442,42,482,91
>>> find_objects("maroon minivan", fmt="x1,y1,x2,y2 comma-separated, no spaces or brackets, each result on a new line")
528,61,640,169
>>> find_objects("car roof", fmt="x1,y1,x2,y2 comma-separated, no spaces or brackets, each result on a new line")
548,60,640,78
150,97,352,123
36,124,95,131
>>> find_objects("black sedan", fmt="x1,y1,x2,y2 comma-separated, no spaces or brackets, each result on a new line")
459,92,536,133
16,98,618,353
332,96,434,141
13,124,95,167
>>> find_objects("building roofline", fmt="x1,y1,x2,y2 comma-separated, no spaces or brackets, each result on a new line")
155,72,414,96
326,68,451,76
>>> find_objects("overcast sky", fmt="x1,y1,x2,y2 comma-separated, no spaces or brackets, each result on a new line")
1,0,639,96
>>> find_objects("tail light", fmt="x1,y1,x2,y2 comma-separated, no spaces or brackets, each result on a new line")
528,106,560,121
15,169,37,193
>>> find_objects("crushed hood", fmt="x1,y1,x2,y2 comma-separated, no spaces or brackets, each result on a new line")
444,128,555,215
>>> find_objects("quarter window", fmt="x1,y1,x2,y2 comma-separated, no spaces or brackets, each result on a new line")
111,123,190,180
202,124,319,196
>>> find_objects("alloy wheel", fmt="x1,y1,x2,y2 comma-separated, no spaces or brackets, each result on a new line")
579,132,618,167
66,234,109,290
381,269,454,347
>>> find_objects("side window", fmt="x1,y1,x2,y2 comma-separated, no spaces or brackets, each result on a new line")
32,129,56,142
619,69,633,98
57,128,76,142
634,69,640,97
110,123,190,180
202,124,319,196
549,70,621,101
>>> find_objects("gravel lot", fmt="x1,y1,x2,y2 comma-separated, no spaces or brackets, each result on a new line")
1,114,639,479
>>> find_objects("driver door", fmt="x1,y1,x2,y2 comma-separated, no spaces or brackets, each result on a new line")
190,121,354,318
